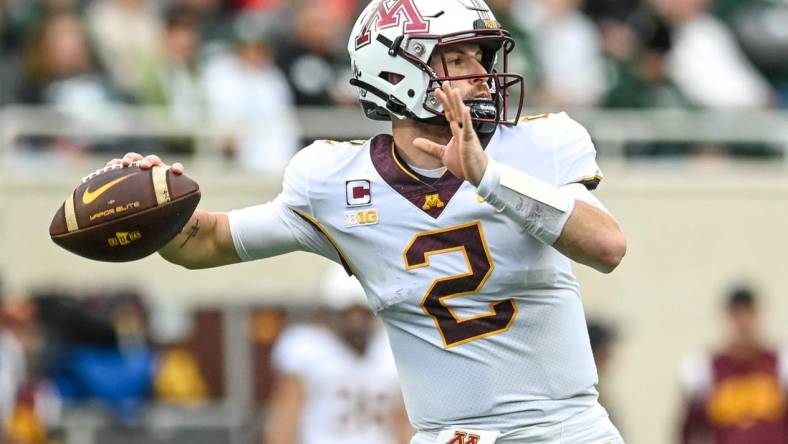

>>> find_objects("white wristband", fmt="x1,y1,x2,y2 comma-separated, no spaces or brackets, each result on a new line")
477,158,575,245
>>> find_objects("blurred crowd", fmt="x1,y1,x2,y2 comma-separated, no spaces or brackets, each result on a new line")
0,268,405,444
1,0,788,164
0,279,229,444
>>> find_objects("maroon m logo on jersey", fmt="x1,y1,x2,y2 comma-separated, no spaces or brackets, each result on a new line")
355,0,430,49
445,432,481,444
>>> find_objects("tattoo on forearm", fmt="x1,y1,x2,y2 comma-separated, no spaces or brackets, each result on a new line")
179,219,200,249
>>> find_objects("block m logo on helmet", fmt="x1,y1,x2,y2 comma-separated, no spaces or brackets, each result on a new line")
355,0,430,49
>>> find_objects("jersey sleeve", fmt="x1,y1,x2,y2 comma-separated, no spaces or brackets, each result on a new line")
552,112,604,190
679,352,713,399
228,143,340,262
778,345,788,387
560,183,610,214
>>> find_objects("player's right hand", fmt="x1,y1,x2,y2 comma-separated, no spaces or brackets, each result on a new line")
413,82,487,186
106,152,184,175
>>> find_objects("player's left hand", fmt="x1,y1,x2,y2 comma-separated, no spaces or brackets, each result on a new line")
413,82,488,186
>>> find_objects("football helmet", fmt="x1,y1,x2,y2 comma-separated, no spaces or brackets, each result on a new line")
347,0,524,133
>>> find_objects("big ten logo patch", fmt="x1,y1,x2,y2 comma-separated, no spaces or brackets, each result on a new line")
344,210,379,228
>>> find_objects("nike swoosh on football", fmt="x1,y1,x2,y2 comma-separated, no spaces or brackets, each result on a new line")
82,173,139,205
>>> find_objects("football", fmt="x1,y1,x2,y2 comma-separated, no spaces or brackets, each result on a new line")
49,163,201,262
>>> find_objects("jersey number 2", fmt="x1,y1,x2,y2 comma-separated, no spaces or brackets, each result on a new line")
403,221,518,348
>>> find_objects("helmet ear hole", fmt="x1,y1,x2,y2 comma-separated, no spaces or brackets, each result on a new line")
379,71,404,85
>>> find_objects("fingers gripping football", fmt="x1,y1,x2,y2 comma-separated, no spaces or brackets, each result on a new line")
106,152,184,175
52,154,199,262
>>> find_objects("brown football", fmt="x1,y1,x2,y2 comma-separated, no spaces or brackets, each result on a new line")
49,163,201,262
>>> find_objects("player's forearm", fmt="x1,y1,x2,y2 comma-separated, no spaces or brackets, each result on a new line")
553,201,626,273
392,404,415,444
263,421,298,444
477,159,625,273
263,375,303,444
158,209,240,269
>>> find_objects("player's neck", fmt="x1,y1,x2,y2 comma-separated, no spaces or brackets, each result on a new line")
391,118,451,170
724,336,763,360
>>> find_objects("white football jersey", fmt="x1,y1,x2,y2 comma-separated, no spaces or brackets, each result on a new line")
271,325,403,444
230,112,603,432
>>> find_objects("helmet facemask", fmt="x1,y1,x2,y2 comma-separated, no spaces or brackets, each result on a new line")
422,30,525,134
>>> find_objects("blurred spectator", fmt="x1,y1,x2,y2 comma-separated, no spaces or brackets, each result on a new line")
656,0,774,109
85,0,163,99
588,319,618,414
723,1,788,107
0,326,25,436
4,0,84,41
584,0,640,22
712,0,757,22
677,286,788,444
0,0,19,104
17,11,122,154
1,287,60,444
19,12,119,106
1,1,11,49
153,347,208,405
202,12,300,172
170,0,237,50
234,0,283,11
581,0,676,108
604,6,690,109
514,0,608,107
252,0,359,31
149,302,209,406
0,279,26,435
275,0,356,106
139,7,204,127
487,0,540,96
263,265,411,444
1,0,89,105
36,290,156,426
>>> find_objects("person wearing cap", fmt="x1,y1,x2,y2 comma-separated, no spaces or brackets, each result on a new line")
201,11,300,173
677,286,788,444
262,265,411,444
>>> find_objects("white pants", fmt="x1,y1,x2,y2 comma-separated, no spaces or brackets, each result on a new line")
410,403,625,444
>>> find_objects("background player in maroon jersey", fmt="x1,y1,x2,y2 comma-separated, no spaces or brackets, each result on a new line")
678,286,788,444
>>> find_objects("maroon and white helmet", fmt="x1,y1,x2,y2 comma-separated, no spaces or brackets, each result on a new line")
347,0,524,132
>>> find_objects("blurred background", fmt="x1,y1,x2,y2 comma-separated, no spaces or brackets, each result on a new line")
1,0,788,443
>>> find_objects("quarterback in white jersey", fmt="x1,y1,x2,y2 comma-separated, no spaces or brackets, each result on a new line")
264,267,410,444
109,0,627,442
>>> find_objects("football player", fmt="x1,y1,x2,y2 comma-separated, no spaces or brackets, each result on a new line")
678,287,788,443
263,265,410,444
109,0,627,442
